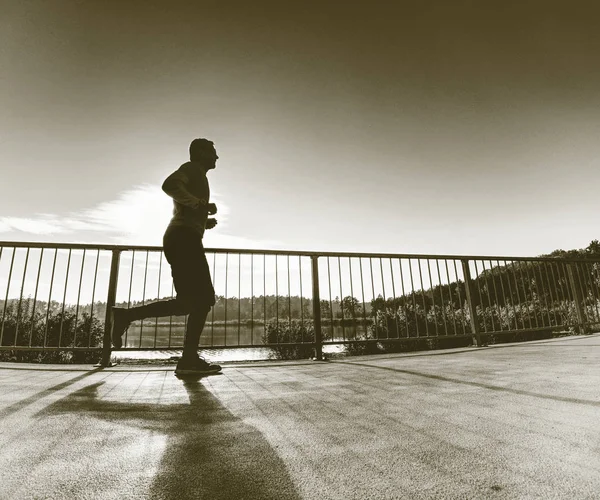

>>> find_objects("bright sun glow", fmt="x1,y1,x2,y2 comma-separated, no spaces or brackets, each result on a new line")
0,185,280,250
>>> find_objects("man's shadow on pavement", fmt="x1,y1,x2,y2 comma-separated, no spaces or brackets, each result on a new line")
38,375,301,500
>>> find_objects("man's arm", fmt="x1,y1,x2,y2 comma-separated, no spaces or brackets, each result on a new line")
162,170,207,209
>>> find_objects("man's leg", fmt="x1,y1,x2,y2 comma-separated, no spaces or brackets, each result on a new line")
175,302,221,375
112,299,190,348
181,304,212,359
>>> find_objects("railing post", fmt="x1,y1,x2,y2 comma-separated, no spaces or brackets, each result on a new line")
461,259,484,347
566,262,587,334
311,255,323,361
98,249,121,367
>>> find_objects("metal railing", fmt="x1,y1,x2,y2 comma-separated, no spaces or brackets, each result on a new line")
1,240,599,365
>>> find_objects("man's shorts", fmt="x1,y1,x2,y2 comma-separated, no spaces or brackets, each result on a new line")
163,225,216,307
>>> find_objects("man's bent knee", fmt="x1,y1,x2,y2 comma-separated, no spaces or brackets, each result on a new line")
175,296,211,315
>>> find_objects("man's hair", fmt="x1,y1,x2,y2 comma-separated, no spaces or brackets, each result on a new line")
189,138,215,160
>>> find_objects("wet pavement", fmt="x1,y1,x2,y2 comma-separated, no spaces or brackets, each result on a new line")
1,334,599,499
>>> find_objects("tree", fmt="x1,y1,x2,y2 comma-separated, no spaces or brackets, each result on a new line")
341,296,362,319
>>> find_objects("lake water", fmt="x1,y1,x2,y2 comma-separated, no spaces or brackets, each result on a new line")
114,323,369,362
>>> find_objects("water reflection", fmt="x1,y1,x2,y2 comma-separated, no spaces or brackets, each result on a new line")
121,324,369,349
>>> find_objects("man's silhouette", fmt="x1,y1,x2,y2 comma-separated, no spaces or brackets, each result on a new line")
111,138,221,375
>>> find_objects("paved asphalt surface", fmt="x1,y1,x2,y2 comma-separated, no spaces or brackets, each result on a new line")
1,335,599,499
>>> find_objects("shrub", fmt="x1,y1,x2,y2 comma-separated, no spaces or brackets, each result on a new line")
262,319,318,360
0,297,104,363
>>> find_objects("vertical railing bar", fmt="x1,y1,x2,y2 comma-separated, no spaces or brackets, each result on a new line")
574,263,589,325
445,260,458,335
453,259,467,335
513,260,528,330
435,259,448,335
100,249,120,366
287,254,291,333
379,257,386,301
417,259,429,336
379,258,388,339
521,261,539,329
408,259,419,337
58,249,72,348
239,253,242,346
480,260,496,332
594,260,600,322
154,251,163,348
275,254,279,333
494,259,506,330
523,260,538,329
338,257,345,341
515,260,532,330
29,248,44,347
577,262,592,324
299,255,305,343
503,260,519,330
561,261,576,326
474,259,496,331
472,260,487,334
496,260,518,330
73,249,86,348
310,255,323,360
487,260,502,331
43,249,58,348
369,257,376,310
224,252,229,346
263,254,266,335
539,262,558,326
426,259,438,337
551,261,568,326
349,257,357,340
573,262,588,329
461,259,483,346
510,260,525,330
542,261,559,326
211,253,216,341
14,248,31,346
566,262,586,332
88,249,100,347
251,254,254,345
509,260,524,330
490,260,510,330
125,250,135,348
398,259,409,338
359,258,367,339
299,255,303,331
328,257,334,340
0,246,7,343
518,262,537,328
533,260,553,328
138,250,149,348
511,261,527,330
168,281,174,348
389,258,400,339
585,261,600,322
592,260,600,323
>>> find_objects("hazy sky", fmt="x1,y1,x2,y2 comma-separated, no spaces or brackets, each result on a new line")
2,0,599,257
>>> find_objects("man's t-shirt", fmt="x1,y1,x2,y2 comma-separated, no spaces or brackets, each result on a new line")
163,161,210,237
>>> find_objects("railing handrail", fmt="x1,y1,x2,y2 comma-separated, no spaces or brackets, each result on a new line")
1,240,599,263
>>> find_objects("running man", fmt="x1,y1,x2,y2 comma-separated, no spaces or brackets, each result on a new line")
111,138,221,376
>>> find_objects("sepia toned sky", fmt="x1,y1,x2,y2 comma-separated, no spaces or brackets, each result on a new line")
1,0,599,257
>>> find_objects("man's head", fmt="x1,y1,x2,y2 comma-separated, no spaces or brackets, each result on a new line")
189,138,218,170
